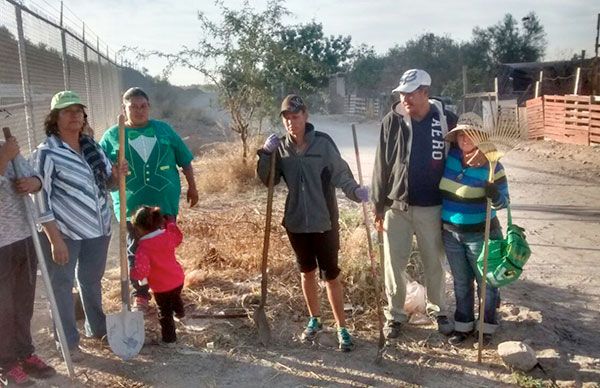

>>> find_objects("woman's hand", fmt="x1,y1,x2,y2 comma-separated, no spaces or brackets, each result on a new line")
111,159,129,180
14,177,42,194
50,237,69,265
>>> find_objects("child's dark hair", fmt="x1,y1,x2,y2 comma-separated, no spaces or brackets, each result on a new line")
131,206,163,233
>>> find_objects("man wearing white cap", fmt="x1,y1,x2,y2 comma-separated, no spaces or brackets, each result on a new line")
372,69,458,339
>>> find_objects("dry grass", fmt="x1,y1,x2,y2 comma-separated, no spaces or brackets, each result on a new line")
103,141,428,340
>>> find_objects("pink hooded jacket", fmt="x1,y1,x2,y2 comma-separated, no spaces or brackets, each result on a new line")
131,222,185,293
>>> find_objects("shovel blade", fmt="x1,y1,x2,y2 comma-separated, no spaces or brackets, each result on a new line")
252,308,271,346
106,309,145,360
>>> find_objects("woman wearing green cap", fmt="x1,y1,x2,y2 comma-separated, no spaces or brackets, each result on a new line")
31,91,127,361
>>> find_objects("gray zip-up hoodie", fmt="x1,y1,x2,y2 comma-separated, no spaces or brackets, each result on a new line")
257,123,360,233
371,100,456,215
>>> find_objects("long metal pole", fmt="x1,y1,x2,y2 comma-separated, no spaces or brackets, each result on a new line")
3,127,74,377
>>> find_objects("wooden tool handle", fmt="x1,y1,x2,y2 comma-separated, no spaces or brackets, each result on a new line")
117,115,129,306
2,126,11,140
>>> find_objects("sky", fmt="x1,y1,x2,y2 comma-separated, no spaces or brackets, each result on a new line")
54,0,598,86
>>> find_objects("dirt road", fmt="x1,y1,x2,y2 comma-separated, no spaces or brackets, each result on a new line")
28,115,600,387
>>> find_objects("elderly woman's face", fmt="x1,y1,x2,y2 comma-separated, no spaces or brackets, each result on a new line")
457,132,476,153
57,105,85,134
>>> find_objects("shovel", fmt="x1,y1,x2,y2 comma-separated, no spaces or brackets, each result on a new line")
3,127,74,377
106,114,144,360
351,124,386,364
253,151,276,345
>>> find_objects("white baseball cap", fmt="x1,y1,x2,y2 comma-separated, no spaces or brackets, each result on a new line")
392,69,432,93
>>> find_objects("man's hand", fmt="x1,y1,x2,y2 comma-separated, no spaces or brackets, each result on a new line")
187,186,199,207
262,134,280,153
374,213,384,232
15,177,41,194
0,136,20,162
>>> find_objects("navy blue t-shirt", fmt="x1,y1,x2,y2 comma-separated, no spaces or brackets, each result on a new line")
408,108,446,206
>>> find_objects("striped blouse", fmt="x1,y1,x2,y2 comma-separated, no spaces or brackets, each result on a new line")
32,135,113,240
439,147,509,233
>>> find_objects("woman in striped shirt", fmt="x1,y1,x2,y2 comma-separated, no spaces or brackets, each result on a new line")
32,91,127,361
439,123,510,346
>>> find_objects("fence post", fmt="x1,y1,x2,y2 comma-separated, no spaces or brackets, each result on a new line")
59,1,70,90
573,67,581,95
96,37,106,129
14,4,37,152
82,22,95,129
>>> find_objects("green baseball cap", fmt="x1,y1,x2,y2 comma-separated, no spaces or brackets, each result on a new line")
50,90,86,110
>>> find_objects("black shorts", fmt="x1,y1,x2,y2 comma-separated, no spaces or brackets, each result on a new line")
286,229,340,281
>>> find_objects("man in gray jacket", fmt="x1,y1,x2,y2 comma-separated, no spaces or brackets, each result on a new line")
257,94,368,352
372,69,457,339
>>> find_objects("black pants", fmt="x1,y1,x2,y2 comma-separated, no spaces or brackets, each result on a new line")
0,238,36,369
126,222,151,299
286,229,341,281
154,284,184,343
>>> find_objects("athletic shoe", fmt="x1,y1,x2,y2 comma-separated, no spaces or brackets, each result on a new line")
21,354,56,379
337,327,355,352
436,315,454,336
300,317,322,342
383,321,402,339
4,364,34,386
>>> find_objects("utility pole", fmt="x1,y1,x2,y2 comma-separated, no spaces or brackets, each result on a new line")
595,13,599,58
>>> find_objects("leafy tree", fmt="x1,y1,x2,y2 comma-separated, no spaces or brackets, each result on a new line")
131,1,352,160
346,44,385,97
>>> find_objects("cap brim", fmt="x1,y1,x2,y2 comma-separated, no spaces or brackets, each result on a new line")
392,83,419,93
279,107,302,116
53,102,86,110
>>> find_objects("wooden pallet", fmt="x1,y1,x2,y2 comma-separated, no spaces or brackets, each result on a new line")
542,95,590,146
526,97,544,139
590,102,600,144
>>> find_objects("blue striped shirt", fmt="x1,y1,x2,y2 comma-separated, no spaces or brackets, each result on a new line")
32,135,113,240
439,147,509,233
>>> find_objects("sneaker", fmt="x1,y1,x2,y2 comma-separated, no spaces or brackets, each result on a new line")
4,364,34,386
21,354,56,379
337,327,354,352
436,315,454,336
448,331,470,345
132,296,150,314
383,321,402,339
300,317,322,342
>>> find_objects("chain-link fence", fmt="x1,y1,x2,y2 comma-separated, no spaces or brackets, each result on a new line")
0,0,124,154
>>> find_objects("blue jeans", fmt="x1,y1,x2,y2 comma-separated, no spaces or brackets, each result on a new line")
442,228,501,334
40,233,110,349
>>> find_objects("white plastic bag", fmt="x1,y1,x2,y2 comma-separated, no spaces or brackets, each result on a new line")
404,281,430,325
404,281,426,315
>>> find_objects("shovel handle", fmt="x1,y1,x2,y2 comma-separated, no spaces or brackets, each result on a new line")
2,126,11,140
352,124,386,361
117,115,130,307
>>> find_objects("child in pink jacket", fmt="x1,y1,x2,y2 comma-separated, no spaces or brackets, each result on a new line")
130,206,185,345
